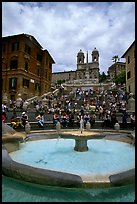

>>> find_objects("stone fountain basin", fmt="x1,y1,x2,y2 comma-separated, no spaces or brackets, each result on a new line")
59,130,106,139
58,130,107,152
2,132,26,153
2,128,135,188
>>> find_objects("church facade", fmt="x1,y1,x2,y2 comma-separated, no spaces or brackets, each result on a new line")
52,47,100,85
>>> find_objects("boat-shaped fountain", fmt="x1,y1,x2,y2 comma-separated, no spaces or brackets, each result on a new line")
2,122,135,190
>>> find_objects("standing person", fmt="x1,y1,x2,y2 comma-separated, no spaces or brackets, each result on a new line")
2,112,6,122
83,112,90,127
2,103,6,119
80,106,84,116
121,110,129,128
21,112,28,128
130,112,135,130
105,110,111,127
111,111,118,128
20,101,23,110
68,112,74,128
2,103,9,120
23,100,28,112
9,100,13,109
76,114,81,127
90,113,96,128
99,105,103,119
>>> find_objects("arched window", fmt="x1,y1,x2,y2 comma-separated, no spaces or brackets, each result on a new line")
10,58,18,69
9,77,17,90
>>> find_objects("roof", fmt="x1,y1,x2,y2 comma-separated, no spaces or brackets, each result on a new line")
3,33,55,64
121,41,135,58
2,33,43,49
52,70,75,74
44,49,55,64
108,61,125,67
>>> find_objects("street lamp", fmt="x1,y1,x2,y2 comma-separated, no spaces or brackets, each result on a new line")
2,61,8,92
2,61,8,103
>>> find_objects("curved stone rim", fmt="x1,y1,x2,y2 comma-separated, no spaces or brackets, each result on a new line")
2,129,135,188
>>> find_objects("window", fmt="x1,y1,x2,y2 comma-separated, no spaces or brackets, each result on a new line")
35,83,40,91
9,78,17,90
49,62,52,69
46,59,48,66
10,59,18,69
48,74,51,81
45,71,47,79
37,68,40,76
2,44,6,53
37,53,42,62
128,56,130,64
23,78,29,88
128,85,130,93
25,62,29,71
127,71,131,79
25,44,31,55
12,42,19,51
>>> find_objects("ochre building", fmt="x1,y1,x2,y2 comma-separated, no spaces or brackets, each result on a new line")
2,33,55,101
107,62,125,80
121,41,135,95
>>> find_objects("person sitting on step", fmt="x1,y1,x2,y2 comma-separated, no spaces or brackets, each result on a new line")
36,113,45,127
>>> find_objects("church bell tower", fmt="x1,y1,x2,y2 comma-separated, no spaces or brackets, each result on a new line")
77,49,85,69
92,47,99,62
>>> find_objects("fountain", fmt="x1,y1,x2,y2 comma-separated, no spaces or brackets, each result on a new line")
2,122,135,201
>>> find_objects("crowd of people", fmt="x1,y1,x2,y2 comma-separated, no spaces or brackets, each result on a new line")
29,87,135,130
2,87,135,130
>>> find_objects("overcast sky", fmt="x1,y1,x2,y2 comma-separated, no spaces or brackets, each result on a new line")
2,2,135,74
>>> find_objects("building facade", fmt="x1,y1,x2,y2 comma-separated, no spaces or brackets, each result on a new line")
107,62,126,80
121,41,135,94
52,47,100,85
2,33,55,102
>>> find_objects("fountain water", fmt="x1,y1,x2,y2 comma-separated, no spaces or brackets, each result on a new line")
2,122,135,201
80,116,84,134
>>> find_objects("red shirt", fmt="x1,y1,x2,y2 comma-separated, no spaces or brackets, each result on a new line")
2,115,6,122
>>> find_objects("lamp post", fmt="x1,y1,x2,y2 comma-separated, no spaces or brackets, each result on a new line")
2,61,8,92
40,66,42,96
2,61,8,103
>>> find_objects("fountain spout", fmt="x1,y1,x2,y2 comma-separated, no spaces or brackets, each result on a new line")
56,121,61,134
80,116,84,134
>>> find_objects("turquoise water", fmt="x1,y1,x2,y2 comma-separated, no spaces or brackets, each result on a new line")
3,138,135,202
9,139,135,177
2,175,135,202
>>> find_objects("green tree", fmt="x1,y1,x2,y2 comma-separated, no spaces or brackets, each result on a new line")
112,55,120,63
114,70,126,85
112,55,120,78
99,71,107,83
56,79,65,85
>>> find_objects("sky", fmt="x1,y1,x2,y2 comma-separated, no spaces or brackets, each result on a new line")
2,2,135,74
